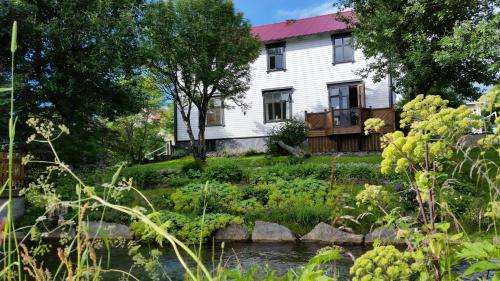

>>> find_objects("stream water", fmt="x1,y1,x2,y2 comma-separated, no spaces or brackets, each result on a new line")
41,241,483,280
44,242,369,280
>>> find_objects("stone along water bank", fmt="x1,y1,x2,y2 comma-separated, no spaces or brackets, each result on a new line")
36,220,397,280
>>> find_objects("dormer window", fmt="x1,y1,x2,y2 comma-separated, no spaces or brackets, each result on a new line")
332,33,354,64
266,43,286,72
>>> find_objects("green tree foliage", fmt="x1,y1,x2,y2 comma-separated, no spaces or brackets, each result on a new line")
0,0,146,165
163,105,175,136
103,112,166,164
102,77,168,164
337,0,499,105
146,0,261,162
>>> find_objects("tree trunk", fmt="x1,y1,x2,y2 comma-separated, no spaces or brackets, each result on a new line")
195,109,207,162
176,102,201,162
277,141,305,157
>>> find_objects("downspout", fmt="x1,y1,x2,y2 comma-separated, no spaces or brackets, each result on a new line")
173,100,178,145
389,73,394,108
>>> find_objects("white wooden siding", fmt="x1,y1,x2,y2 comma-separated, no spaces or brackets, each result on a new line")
176,33,390,141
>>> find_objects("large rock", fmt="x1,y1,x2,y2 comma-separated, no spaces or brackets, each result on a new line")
494,237,500,245
87,221,133,240
0,231,26,242
0,198,25,220
301,222,363,245
214,224,250,241
364,227,401,245
251,221,296,242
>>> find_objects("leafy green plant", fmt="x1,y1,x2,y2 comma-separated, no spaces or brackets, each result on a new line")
457,241,500,279
121,166,167,189
181,160,205,175
203,161,244,183
130,210,242,244
267,118,308,155
170,149,190,160
171,182,246,215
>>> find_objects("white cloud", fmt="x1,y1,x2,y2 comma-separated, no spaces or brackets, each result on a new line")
275,1,338,20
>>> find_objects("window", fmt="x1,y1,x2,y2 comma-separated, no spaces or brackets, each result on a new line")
328,83,365,127
266,43,286,71
206,97,224,126
263,89,292,123
332,34,354,64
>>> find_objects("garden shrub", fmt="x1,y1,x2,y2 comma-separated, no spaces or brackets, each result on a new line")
243,149,262,157
143,189,174,210
203,161,244,183
170,182,247,215
181,160,204,172
334,162,380,182
247,161,392,184
121,166,167,189
267,118,307,155
170,149,189,160
256,178,330,209
245,205,332,235
163,174,191,188
181,160,204,178
248,163,327,183
241,178,333,234
130,211,242,244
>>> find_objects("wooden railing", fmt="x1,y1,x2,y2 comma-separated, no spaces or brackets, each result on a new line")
305,107,395,137
0,152,24,190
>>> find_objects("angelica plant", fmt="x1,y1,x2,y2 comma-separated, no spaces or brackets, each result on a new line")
361,91,498,280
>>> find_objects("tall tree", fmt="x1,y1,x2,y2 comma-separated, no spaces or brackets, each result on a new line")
337,0,499,106
0,0,146,165
146,0,260,162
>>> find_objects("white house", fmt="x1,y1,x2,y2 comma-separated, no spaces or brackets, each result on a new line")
174,12,396,153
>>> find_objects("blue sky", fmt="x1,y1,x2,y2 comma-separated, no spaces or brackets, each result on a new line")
233,1,338,26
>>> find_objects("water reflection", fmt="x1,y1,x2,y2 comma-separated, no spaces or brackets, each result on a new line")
63,242,369,281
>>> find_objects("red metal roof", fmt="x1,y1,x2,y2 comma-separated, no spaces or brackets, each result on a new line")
252,11,355,42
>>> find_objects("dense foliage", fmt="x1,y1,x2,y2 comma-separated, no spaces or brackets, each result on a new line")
130,211,241,244
101,78,170,164
337,0,499,105
146,0,261,161
0,0,147,165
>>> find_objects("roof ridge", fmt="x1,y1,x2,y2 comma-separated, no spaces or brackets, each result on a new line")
252,10,353,29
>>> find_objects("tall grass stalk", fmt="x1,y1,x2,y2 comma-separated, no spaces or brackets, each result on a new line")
1,20,23,281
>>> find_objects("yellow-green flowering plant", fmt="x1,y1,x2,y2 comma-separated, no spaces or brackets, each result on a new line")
361,91,498,280
350,245,421,281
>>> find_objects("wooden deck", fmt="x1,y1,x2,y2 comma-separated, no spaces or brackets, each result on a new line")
305,107,396,153
0,152,25,189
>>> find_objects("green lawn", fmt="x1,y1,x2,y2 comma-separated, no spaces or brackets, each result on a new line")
138,153,382,171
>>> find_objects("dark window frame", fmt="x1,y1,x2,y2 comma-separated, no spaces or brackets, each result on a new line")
332,33,354,64
206,96,224,127
262,88,293,123
266,42,286,72
327,81,365,127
